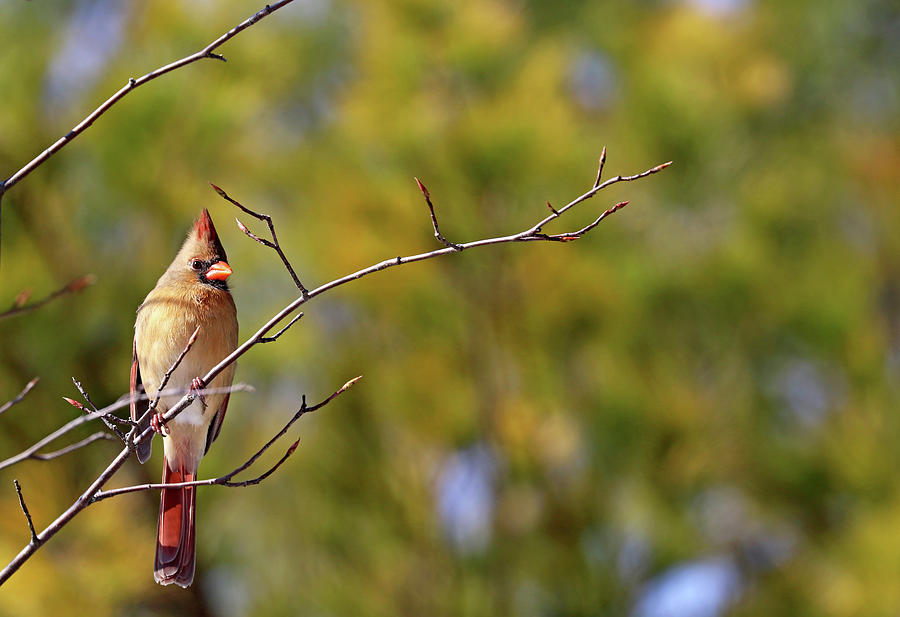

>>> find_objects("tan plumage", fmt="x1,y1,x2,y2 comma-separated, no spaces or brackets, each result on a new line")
130,209,238,588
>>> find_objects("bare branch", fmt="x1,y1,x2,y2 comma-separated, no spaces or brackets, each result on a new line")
259,312,304,343
30,433,117,461
593,146,608,189
528,159,672,235
0,276,95,321
71,379,129,442
543,201,629,242
210,183,309,295
0,378,39,416
0,0,298,267
1,416,94,473
0,384,254,473
415,178,463,250
0,1,297,196
93,375,362,501
13,481,38,546
0,151,669,586
190,156,673,438
147,326,200,414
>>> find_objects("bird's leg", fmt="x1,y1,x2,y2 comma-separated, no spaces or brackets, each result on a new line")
190,377,207,409
150,412,169,436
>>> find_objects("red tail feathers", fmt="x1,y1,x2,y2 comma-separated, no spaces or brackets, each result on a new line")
154,458,196,587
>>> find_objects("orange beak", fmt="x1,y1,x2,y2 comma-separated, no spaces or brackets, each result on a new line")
205,261,233,281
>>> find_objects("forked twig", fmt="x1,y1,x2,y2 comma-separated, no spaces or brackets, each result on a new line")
210,183,308,295
415,178,463,250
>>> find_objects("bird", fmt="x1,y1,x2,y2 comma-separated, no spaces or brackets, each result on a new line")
130,209,238,587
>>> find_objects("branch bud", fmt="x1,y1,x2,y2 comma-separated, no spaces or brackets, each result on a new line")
67,274,96,293
414,178,430,199
62,397,86,411
286,439,300,456
13,289,32,308
339,376,363,393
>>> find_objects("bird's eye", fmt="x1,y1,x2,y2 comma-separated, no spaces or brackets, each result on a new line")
190,259,204,271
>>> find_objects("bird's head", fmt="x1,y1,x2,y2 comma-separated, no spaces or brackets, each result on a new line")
171,209,233,291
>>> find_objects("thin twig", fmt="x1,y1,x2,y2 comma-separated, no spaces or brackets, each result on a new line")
529,159,671,235
0,378,39,416
70,379,129,442
259,312,303,343
147,326,200,414
593,146,607,189
30,433,117,461
210,183,308,295
13,481,38,545
0,1,297,195
543,201,629,242
415,178,463,250
0,276,95,321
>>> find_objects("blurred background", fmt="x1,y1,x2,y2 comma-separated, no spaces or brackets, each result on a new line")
1,0,898,615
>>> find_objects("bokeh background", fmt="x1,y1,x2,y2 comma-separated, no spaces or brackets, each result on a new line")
1,0,899,615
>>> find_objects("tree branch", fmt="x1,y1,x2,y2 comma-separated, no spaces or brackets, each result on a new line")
210,183,308,295
415,178,463,250
0,276,95,321
13,480,38,546
0,378,39,417
0,1,296,196
0,0,299,267
0,384,254,473
29,433,117,461
0,151,670,585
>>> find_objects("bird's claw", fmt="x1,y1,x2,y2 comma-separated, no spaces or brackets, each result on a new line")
150,412,169,436
191,377,207,409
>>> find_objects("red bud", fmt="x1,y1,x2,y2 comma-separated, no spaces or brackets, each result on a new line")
415,178,430,199
62,397,86,411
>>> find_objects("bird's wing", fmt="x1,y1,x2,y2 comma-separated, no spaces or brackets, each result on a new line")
130,339,153,464
204,392,230,455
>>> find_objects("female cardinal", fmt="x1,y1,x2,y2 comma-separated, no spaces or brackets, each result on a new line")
130,209,238,587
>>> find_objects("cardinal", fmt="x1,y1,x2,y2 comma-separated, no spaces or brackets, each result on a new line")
130,209,238,587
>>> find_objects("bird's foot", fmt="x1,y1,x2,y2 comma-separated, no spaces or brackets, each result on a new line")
150,412,169,436
190,377,207,409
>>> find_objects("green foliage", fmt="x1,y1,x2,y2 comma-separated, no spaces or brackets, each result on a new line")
1,0,898,615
